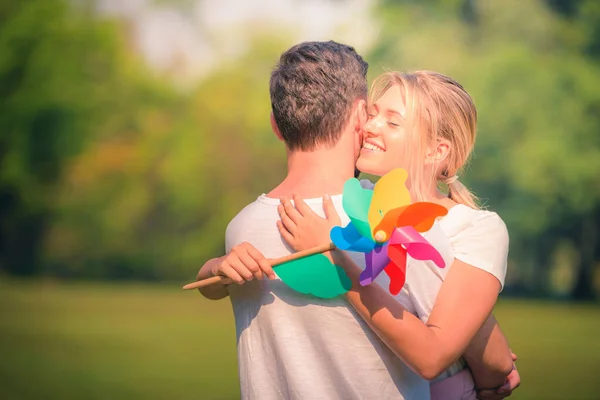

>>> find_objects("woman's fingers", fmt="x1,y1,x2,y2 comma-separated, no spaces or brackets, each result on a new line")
322,194,341,225
280,196,303,223
228,256,254,282
246,243,276,280
278,204,297,232
236,248,264,280
218,262,245,285
292,194,317,217
277,220,296,248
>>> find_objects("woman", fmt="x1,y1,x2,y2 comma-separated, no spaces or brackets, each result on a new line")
276,71,515,399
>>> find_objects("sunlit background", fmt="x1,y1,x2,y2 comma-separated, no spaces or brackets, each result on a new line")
1,0,599,398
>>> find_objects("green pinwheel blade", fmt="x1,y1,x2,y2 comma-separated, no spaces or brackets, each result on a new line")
342,179,374,240
276,254,352,298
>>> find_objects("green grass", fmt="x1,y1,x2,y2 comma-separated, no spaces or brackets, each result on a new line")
0,280,599,399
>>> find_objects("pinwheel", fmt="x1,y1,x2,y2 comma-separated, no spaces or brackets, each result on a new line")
330,168,448,295
184,168,447,298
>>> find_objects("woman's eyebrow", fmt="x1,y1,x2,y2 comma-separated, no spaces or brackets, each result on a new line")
385,109,405,119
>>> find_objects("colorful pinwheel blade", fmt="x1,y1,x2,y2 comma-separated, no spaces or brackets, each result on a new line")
276,254,352,298
395,202,448,233
368,168,411,231
383,247,407,296
342,179,374,239
330,223,377,252
360,244,390,286
372,205,408,241
391,226,446,268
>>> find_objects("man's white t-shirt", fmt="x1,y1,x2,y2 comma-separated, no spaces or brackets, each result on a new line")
226,193,430,400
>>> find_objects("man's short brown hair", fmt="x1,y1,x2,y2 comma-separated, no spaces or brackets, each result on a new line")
270,41,368,151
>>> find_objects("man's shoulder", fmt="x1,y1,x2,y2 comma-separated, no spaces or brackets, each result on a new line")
227,197,274,229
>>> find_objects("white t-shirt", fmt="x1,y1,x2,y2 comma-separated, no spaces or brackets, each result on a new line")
406,204,509,316
226,193,430,400
356,179,510,380
402,203,509,380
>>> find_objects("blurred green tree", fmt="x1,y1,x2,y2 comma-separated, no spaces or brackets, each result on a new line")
0,0,135,275
45,32,289,280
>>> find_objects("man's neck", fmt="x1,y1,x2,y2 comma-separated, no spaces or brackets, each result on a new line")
267,144,355,199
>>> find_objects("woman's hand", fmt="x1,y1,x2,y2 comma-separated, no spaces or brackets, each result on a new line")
212,242,276,285
277,194,341,252
476,352,521,400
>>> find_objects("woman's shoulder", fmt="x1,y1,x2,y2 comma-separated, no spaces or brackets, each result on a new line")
438,204,510,289
439,204,508,243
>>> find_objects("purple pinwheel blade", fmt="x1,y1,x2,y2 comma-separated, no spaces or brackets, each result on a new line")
360,244,390,286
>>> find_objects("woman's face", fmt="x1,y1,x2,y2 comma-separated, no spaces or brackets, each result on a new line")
356,85,410,176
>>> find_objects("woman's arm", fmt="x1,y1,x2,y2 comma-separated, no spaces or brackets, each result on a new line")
463,314,513,389
278,195,512,381
197,256,229,300
330,249,508,380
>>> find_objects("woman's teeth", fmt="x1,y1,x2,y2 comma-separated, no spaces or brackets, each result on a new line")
363,142,384,152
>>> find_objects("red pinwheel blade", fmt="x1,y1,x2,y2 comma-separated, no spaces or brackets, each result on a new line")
385,245,407,295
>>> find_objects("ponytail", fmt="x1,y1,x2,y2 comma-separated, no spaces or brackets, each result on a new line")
445,176,480,209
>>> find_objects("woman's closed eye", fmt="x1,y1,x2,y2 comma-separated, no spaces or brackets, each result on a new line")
388,119,402,128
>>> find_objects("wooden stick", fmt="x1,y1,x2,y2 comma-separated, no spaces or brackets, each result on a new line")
182,242,336,291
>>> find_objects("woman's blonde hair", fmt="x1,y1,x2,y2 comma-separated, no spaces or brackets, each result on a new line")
369,70,480,209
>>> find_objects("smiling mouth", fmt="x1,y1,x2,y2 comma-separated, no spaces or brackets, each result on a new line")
362,142,385,152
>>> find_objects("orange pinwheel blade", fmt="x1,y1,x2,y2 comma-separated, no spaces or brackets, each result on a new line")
371,205,408,242
395,202,448,232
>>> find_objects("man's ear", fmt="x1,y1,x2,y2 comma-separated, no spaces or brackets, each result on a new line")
355,99,367,131
270,112,284,142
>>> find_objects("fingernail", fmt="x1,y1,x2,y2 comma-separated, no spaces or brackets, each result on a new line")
324,193,330,200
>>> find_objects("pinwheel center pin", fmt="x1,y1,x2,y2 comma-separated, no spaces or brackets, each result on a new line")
374,230,387,243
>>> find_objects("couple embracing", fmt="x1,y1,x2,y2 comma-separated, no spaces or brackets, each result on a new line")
197,40,520,400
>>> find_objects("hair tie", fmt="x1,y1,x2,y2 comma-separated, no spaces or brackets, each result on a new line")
443,175,458,185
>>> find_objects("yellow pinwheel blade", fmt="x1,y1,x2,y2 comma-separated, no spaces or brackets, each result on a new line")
368,168,411,234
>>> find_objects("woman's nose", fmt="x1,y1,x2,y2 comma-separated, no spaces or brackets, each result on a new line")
363,117,382,136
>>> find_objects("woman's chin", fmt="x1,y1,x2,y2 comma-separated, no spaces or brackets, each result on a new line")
356,156,384,176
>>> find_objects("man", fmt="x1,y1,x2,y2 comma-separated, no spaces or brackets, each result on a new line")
197,41,518,399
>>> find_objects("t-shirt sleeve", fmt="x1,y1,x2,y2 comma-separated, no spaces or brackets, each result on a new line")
451,212,509,291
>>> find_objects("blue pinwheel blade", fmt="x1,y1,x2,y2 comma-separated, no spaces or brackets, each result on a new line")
331,223,377,253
